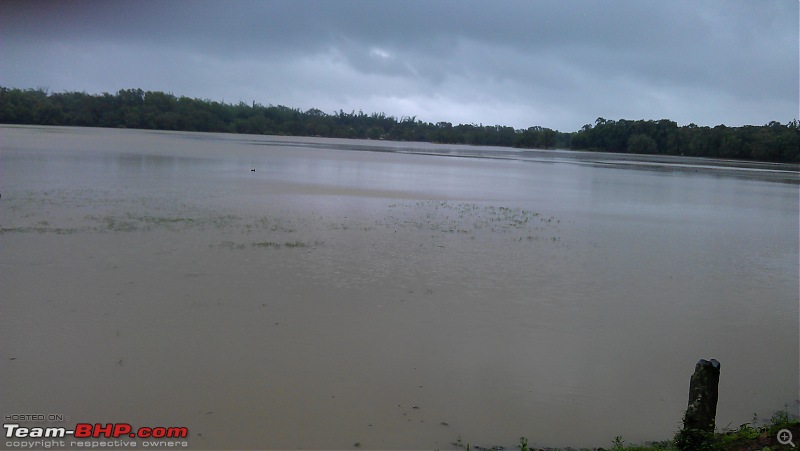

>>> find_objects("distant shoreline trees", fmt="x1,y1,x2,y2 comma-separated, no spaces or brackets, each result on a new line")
1,87,797,163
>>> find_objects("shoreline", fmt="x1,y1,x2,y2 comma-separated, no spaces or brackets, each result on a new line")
3,124,798,184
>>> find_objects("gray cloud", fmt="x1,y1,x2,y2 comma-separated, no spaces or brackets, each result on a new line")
1,0,797,130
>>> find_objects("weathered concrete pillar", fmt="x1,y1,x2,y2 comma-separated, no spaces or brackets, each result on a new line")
683,358,721,433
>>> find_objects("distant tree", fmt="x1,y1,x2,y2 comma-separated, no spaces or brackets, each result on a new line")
627,133,657,154
0,85,796,162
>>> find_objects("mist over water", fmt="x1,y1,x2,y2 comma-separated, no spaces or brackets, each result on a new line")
1,126,798,449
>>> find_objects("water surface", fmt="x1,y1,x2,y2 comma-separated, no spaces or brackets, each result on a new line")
1,126,798,449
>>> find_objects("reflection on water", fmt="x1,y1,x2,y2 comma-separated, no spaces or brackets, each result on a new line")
1,126,798,449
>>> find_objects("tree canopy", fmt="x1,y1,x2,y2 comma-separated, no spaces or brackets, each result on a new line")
1,87,797,163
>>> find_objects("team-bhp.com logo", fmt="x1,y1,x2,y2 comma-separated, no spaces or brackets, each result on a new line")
5,423,188,439
5,422,189,448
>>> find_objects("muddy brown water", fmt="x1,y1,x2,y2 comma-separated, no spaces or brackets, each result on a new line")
1,125,798,449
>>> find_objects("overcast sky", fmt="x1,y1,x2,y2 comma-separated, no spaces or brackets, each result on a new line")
1,0,797,131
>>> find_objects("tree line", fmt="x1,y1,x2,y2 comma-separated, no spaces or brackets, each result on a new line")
1,87,797,163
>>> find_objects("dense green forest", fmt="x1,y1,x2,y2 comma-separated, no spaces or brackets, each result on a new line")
1,87,798,162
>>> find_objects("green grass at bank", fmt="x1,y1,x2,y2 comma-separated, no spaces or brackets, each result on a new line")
451,408,800,451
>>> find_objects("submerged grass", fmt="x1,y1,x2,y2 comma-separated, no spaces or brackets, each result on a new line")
252,241,281,248
215,239,324,250
5,197,563,247
378,201,563,242
0,226,81,234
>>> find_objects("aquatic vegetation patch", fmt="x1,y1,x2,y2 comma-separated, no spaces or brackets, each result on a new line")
252,241,281,248
379,200,562,242
214,239,323,250
255,216,297,233
2,192,563,248
0,226,81,234
101,215,140,232
214,241,247,250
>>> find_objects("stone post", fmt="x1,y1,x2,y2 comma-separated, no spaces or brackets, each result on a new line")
683,358,721,433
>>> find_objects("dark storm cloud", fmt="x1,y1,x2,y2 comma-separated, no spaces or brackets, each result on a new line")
1,0,797,130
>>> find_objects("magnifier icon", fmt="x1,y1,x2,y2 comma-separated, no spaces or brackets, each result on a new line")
778,429,796,448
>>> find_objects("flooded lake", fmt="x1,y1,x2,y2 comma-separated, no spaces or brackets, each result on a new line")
1,125,798,449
